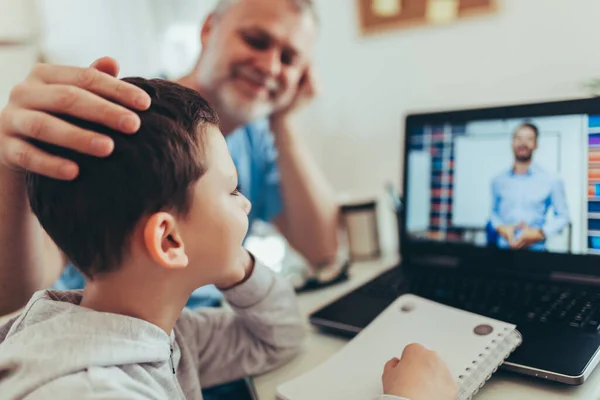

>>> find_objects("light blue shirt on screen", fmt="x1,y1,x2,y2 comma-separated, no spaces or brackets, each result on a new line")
53,120,283,308
489,163,569,251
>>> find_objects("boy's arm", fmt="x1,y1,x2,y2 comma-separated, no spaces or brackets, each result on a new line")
489,176,503,230
542,177,570,238
176,258,305,389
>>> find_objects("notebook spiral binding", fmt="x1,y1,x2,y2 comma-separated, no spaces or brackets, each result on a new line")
457,327,523,400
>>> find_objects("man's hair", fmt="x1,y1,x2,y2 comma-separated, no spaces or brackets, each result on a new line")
515,122,539,139
214,0,319,24
26,78,219,279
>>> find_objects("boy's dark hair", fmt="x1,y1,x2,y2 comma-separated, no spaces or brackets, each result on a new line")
26,78,219,279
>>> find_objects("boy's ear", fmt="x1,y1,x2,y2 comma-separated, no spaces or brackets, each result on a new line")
143,212,188,269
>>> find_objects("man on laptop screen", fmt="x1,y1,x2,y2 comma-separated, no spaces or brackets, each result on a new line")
406,114,588,255
490,122,569,251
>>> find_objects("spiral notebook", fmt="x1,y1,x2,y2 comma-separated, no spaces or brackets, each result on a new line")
277,294,522,400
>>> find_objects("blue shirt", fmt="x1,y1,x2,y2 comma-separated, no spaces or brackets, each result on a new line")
490,164,569,251
53,120,283,307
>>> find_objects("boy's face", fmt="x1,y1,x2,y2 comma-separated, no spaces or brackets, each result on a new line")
178,126,252,286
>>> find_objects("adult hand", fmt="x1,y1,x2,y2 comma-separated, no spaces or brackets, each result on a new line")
0,57,151,180
382,343,457,400
496,225,517,242
510,223,545,249
270,64,318,132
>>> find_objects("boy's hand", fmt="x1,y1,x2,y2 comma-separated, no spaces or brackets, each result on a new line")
382,343,457,400
215,248,255,290
0,57,151,180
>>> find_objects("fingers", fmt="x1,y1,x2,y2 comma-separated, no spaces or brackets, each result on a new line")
27,63,150,116
90,56,120,77
402,343,427,358
4,107,115,158
11,83,142,134
510,239,525,249
500,226,515,242
0,60,148,179
302,64,319,97
384,357,400,373
496,226,507,240
1,136,79,180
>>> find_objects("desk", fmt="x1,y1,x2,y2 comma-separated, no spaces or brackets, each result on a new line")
255,256,600,400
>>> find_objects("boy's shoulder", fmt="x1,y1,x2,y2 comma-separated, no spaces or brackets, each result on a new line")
0,290,81,339
0,290,177,400
22,368,168,400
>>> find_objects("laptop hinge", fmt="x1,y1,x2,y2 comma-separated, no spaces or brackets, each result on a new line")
550,272,600,286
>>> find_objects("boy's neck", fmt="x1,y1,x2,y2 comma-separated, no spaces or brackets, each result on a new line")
80,266,193,335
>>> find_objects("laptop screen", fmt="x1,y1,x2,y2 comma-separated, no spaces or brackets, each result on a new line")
405,112,600,256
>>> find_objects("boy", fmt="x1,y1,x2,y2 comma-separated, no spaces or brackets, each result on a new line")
0,78,456,399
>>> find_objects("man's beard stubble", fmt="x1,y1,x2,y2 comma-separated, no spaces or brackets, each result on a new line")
219,86,273,123
515,153,533,163
217,65,280,124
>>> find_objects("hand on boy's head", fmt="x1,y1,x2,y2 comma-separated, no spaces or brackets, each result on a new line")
382,343,457,400
0,57,151,180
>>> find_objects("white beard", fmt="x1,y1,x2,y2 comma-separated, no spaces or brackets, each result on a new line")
218,84,274,124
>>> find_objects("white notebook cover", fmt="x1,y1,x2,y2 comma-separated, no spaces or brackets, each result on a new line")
277,294,522,400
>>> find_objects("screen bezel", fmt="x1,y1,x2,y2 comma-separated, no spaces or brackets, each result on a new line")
401,97,600,277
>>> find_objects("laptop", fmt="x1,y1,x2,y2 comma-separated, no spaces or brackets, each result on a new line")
310,97,600,385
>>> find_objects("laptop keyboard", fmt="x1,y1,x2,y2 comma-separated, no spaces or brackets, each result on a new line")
359,269,600,333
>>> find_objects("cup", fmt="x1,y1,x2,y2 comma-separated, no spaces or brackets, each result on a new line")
340,200,381,261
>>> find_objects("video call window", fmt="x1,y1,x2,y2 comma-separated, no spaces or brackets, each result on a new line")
406,114,600,255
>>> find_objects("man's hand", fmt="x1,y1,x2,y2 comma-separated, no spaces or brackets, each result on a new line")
510,224,545,249
270,65,318,132
215,248,256,290
496,225,517,242
0,57,151,180
382,343,457,400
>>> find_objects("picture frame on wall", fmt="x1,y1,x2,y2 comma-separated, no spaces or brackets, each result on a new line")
357,0,496,36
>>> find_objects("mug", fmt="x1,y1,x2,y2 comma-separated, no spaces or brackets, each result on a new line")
340,200,381,261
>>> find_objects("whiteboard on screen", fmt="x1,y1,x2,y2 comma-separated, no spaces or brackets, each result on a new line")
407,151,431,232
452,134,560,228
